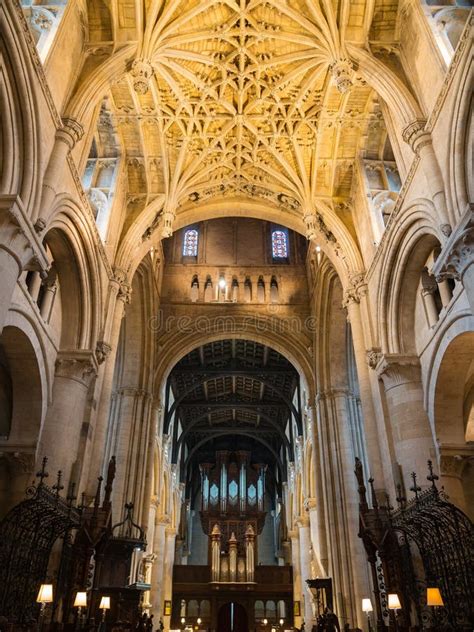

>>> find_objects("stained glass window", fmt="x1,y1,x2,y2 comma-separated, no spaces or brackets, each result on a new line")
272,229,288,258
183,228,198,257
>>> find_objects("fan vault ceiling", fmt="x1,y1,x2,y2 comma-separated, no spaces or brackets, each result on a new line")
76,0,399,243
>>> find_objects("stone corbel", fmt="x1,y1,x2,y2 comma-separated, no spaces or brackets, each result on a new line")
95,341,112,365
366,347,382,370
130,59,154,95
432,204,474,283
329,57,355,94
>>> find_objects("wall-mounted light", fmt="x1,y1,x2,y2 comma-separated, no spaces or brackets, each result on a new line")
218,277,226,289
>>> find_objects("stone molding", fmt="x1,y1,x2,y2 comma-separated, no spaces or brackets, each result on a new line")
0,195,49,272
55,350,98,386
376,354,421,389
432,205,474,282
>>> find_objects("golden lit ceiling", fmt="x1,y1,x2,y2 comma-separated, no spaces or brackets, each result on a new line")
81,0,400,237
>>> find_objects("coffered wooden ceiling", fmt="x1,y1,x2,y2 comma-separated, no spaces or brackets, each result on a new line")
81,0,400,236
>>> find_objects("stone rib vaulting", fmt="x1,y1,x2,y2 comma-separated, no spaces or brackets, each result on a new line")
0,1,473,632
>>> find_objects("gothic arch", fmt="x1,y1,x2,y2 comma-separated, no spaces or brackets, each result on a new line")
448,41,474,215
44,206,102,350
0,319,46,515
0,2,41,214
153,316,315,405
347,45,424,128
376,199,442,354
429,322,474,516
119,197,363,291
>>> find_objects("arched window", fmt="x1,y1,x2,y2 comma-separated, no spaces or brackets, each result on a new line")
183,228,199,257
271,229,289,259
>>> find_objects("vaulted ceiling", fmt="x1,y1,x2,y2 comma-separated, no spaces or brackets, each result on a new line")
77,0,399,240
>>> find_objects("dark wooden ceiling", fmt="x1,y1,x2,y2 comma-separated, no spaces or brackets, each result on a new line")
167,339,301,497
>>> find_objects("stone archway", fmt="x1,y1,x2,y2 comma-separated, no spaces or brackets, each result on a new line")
0,325,44,516
433,329,474,518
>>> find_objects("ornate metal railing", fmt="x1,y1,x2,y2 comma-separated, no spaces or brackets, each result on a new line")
355,459,474,630
0,458,82,622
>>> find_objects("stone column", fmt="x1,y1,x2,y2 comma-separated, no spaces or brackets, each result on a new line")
245,524,255,582
38,350,98,489
304,498,326,577
289,530,303,629
150,518,168,620
108,387,153,516
298,517,315,628
86,270,131,495
211,523,221,582
162,527,177,632
376,355,436,488
343,282,385,492
432,207,474,313
229,531,238,582
0,196,49,333
38,118,84,223
402,121,451,228
316,389,369,629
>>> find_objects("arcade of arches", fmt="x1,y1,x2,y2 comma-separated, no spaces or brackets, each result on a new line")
0,1,473,631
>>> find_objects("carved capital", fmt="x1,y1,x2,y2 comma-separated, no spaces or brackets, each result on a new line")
95,341,112,365
402,119,429,153
432,206,474,283
376,354,421,389
55,350,98,385
57,117,84,149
